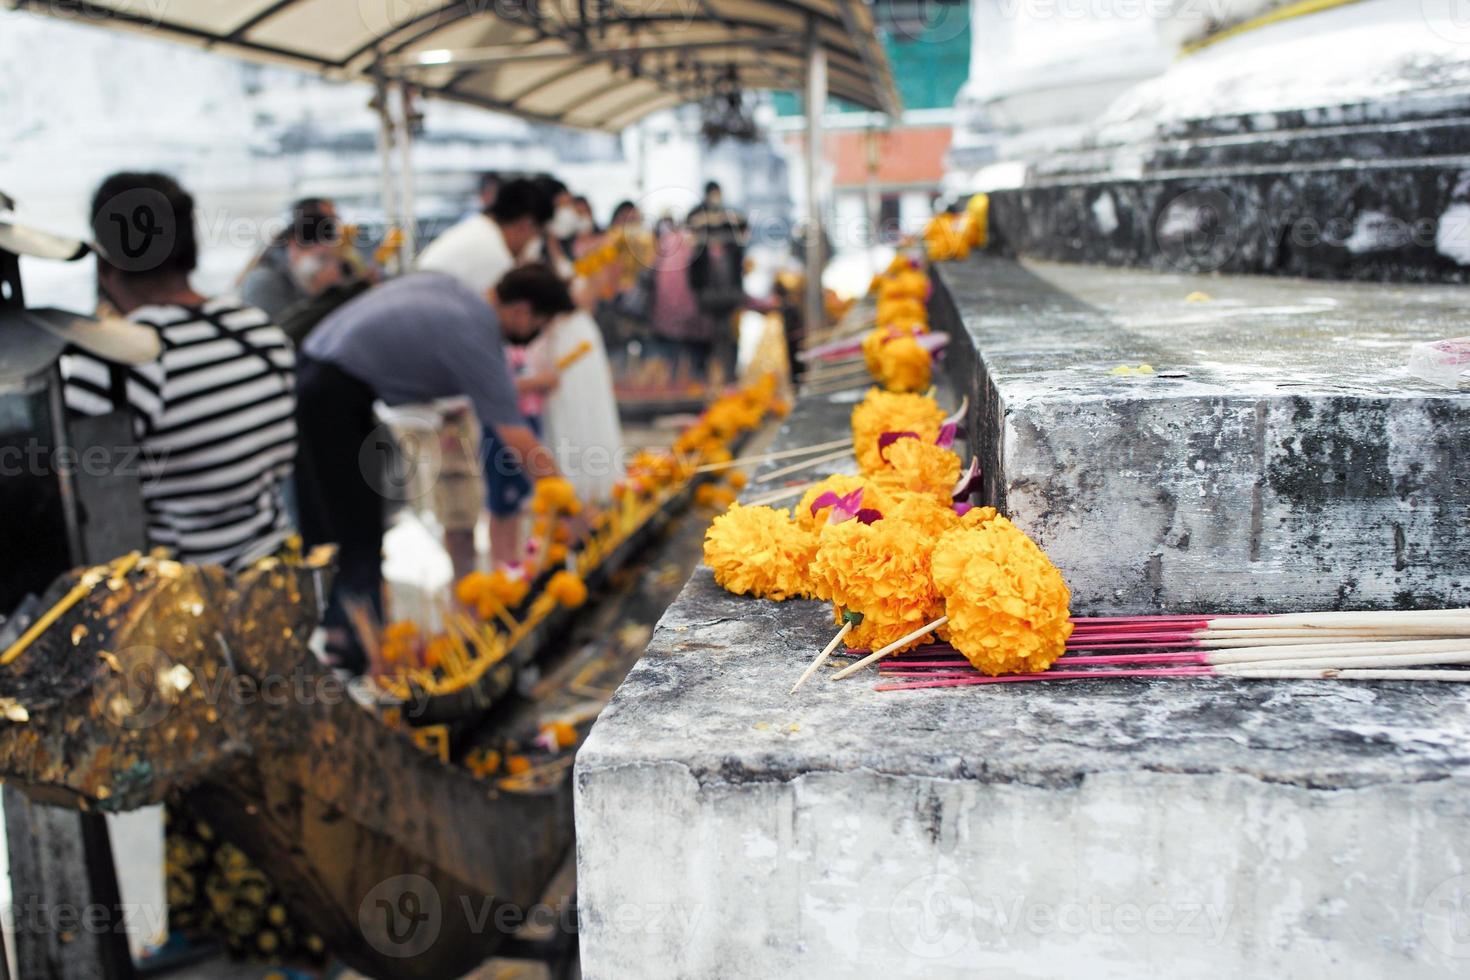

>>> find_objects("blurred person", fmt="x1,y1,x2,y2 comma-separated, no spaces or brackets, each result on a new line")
63,172,297,569
241,197,349,320
294,265,571,671
647,219,712,381
477,171,501,210
537,304,626,509
599,200,652,371
687,182,750,384
417,177,554,296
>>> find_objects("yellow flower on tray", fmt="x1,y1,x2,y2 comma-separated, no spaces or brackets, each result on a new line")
702,503,818,601
530,476,582,517
851,388,947,474
930,515,1073,676
456,569,531,618
546,570,588,609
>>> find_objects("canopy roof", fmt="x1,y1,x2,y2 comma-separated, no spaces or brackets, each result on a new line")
11,0,900,130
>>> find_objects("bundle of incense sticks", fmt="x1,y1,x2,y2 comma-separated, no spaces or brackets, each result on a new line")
860,608,1470,691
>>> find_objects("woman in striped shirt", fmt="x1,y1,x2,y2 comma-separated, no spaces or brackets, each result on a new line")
62,172,297,570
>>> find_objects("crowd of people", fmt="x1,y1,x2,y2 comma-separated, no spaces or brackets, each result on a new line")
62,168,722,673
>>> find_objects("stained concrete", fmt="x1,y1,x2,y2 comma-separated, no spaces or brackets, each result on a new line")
576,365,1470,978
934,257,1470,614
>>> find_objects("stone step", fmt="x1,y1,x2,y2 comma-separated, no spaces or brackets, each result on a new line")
934,255,1470,614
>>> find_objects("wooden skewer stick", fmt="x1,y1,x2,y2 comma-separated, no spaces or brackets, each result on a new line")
1219,667,1470,681
694,438,850,474
1207,637,1470,663
741,480,823,509
1230,651,1470,670
831,616,949,681
791,622,854,693
756,448,853,483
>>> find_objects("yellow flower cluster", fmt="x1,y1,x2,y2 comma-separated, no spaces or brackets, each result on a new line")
873,437,962,499
924,194,989,262
873,334,932,393
931,513,1073,675
851,388,947,474
573,240,620,279
702,503,818,601
808,497,949,652
456,569,531,618
530,476,582,517
795,475,892,531
546,570,588,609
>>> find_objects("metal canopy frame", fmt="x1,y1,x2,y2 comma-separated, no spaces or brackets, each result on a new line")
7,0,899,131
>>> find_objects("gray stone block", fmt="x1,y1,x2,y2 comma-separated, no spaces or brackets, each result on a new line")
933,257,1470,614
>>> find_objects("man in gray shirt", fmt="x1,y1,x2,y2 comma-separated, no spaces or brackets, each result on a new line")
295,266,572,670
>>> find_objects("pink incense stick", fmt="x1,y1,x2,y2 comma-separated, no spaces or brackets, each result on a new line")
875,668,1213,691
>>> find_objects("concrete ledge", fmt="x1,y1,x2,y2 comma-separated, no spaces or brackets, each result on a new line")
576,353,1470,978
932,257,1470,613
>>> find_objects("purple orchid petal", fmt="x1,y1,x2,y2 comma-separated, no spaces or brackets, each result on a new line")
935,422,958,449
855,508,884,525
809,491,843,517
952,457,984,502
877,430,920,462
953,502,974,517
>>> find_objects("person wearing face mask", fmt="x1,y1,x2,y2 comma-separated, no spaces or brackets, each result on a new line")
240,197,349,321
417,178,555,295
294,264,572,671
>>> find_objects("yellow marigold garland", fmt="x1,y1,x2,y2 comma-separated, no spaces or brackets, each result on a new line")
809,505,947,653
702,504,818,601
930,515,1073,676
851,388,947,474
873,438,961,500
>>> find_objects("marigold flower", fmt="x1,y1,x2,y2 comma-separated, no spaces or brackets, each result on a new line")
546,570,589,609
851,388,946,473
873,438,961,499
530,477,582,516
703,503,818,600
795,475,893,531
930,515,1073,676
809,507,945,652
876,335,932,393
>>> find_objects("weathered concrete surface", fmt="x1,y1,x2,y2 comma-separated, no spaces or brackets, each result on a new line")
934,257,1470,614
577,372,1470,979
577,576,1470,979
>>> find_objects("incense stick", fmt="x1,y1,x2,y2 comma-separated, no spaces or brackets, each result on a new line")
791,622,854,693
694,438,850,474
741,480,823,508
875,666,1470,691
830,616,949,681
755,448,854,483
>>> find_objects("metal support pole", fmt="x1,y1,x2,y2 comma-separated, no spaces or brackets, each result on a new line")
371,65,401,274
396,80,419,266
803,18,827,345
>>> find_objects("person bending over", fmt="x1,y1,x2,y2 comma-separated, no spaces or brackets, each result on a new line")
293,264,573,671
